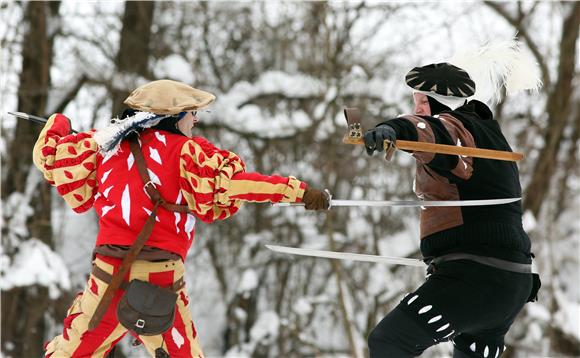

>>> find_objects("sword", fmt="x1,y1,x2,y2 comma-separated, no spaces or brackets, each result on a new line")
7,111,78,133
274,197,521,208
266,244,425,267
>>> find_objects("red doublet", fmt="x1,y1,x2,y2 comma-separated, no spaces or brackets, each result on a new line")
33,114,307,260
93,130,198,259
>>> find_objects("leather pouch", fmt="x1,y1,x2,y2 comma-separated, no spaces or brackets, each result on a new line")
117,280,177,336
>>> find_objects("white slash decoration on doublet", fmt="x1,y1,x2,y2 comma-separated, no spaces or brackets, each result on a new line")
148,169,162,186
101,169,113,184
121,185,131,226
185,214,196,240
127,153,135,170
155,131,167,146
174,192,183,233
101,152,114,165
101,205,115,217
149,147,162,165
102,186,113,198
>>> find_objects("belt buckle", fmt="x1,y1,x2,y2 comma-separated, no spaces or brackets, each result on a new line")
426,257,442,275
135,319,145,329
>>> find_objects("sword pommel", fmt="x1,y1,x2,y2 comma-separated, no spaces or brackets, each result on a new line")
343,108,365,145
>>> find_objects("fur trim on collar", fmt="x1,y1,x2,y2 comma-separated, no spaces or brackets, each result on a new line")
94,111,169,155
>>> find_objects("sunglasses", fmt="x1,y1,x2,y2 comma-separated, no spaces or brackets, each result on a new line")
177,111,198,119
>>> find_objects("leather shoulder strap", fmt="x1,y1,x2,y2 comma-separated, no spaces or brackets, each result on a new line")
129,135,190,213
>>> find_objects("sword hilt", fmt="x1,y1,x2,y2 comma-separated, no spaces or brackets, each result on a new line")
324,189,332,210
272,188,333,208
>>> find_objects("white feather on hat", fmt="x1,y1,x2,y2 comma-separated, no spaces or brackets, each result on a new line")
93,111,169,155
448,38,542,104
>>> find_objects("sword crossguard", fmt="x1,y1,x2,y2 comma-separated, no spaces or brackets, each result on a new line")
324,189,333,210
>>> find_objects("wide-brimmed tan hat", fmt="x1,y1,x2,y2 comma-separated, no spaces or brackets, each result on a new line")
123,79,216,115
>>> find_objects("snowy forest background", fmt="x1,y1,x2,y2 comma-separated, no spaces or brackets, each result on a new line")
1,1,578,357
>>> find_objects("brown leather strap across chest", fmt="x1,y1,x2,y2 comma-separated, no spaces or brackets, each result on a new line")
129,136,190,213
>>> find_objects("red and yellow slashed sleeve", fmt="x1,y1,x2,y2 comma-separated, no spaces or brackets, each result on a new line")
32,113,98,213
227,172,306,203
179,137,306,223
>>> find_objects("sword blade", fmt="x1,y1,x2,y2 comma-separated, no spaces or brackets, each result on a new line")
8,111,78,133
273,197,521,207
8,111,48,125
266,244,425,267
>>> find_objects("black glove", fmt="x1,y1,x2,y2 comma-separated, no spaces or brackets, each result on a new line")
363,124,396,156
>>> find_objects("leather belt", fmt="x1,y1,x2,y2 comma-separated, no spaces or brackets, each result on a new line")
91,265,185,292
426,253,532,274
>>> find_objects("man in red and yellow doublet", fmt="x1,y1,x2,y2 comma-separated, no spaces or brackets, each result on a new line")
34,80,328,357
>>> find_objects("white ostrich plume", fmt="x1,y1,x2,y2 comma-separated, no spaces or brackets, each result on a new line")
448,38,542,104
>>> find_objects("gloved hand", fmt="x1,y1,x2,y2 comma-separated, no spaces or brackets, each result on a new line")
363,124,396,156
302,186,330,210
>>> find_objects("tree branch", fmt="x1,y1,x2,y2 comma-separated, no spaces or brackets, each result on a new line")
483,1,551,87
46,74,87,115
201,2,225,92
555,101,580,219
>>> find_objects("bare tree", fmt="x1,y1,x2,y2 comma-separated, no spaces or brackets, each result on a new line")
111,1,155,116
485,1,580,217
1,3,63,357
523,3,579,217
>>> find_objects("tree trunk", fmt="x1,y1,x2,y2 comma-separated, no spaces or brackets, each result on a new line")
2,1,60,241
327,211,363,358
1,2,61,357
524,3,579,216
110,1,155,117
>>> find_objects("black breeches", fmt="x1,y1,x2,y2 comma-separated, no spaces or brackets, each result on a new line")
368,260,533,357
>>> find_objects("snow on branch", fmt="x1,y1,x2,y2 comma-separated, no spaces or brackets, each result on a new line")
209,70,390,138
0,238,71,299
